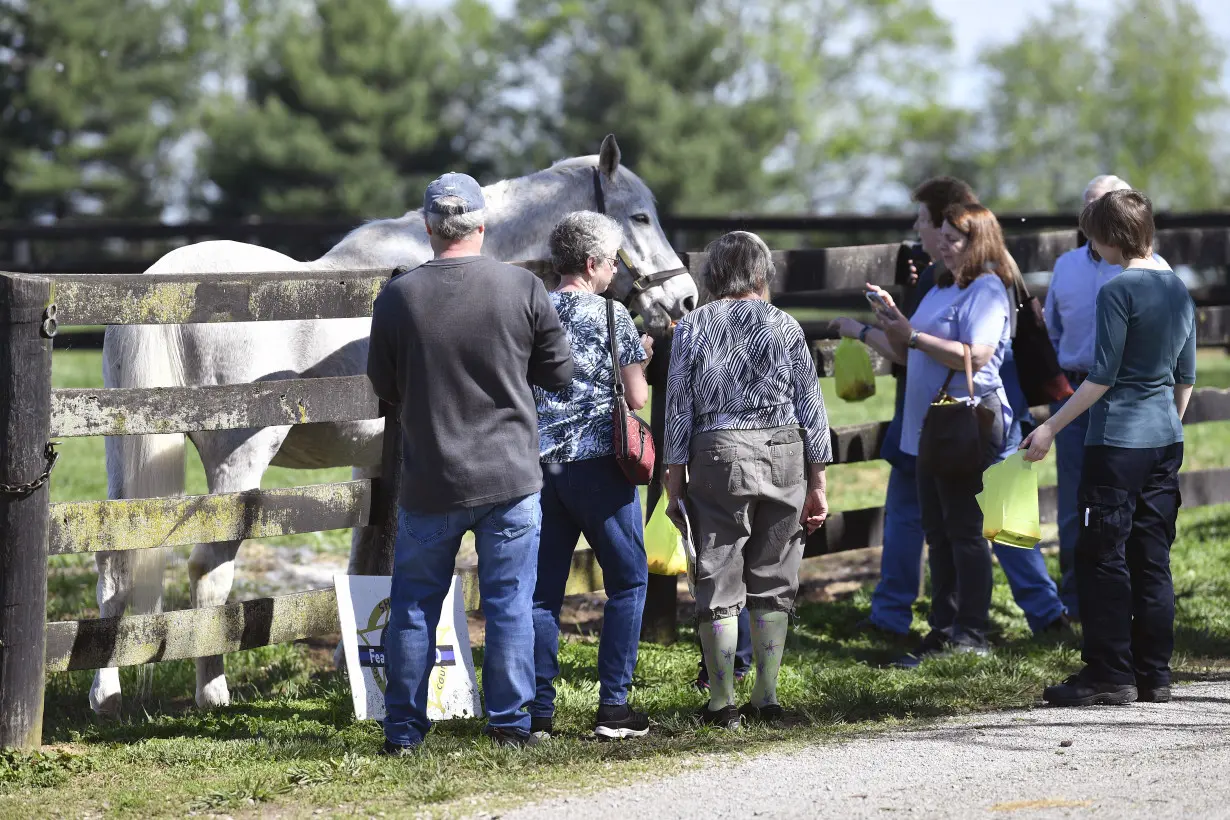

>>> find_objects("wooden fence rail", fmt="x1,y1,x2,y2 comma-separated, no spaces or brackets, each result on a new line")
3,224,1230,749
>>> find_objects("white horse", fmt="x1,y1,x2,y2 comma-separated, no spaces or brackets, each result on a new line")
91,135,697,714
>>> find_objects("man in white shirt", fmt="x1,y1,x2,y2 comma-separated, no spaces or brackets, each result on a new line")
1043,174,1167,620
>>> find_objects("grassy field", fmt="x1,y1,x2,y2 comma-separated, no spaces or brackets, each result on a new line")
7,348,1227,817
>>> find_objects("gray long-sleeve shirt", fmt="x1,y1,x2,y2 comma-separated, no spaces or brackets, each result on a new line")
367,256,573,512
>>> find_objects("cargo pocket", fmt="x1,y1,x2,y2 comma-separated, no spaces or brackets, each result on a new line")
1077,485,1131,559
769,439,804,488
697,444,742,494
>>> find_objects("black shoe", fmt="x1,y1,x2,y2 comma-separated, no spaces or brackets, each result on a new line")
380,738,420,757
1043,674,1138,707
530,715,554,738
694,661,710,693
854,617,914,645
891,630,949,669
485,727,540,748
696,704,742,730
738,702,785,724
1038,612,1077,640
1137,684,1171,703
594,704,650,739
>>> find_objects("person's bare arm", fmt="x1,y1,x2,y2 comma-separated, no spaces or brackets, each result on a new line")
1175,383,1194,421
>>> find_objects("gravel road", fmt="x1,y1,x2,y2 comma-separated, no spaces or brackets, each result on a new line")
498,680,1230,819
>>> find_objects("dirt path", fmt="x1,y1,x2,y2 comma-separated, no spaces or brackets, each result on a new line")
498,679,1230,820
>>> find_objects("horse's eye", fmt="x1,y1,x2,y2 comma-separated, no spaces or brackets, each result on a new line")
631,213,651,224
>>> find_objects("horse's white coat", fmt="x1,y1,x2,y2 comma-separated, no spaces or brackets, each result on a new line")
89,137,696,713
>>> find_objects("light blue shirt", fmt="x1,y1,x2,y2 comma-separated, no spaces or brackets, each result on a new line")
900,272,1013,456
1044,246,1167,373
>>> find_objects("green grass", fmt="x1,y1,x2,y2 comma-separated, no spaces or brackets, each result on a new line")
6,503,1229,817
10,348,1230,817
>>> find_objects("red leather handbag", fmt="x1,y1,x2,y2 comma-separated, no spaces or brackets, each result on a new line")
606,299,656,485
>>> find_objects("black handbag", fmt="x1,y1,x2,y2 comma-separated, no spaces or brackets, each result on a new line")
917,344,997,477
1010,272,1073,407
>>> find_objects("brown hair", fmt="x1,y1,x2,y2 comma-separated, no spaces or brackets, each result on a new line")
912,177,979,228
1079,188,1154,259
940,203,1014,290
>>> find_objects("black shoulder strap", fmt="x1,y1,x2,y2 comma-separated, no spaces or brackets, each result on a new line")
607,298,625,398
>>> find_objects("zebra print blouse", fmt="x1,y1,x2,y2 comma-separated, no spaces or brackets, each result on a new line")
664,299,832,465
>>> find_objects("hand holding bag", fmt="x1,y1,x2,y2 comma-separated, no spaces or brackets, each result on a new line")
607,299,656,485
916,344,996,477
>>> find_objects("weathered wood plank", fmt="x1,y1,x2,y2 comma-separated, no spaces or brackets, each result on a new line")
831,421,892,465
49,270,392,326
455,548,603,612
50,375,379,437
1184,388,1230,426
48,481,373,555
44,588,340,672
1197,306,1229,348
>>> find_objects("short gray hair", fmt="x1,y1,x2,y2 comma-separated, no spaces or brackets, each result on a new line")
549,211,624,277
426,195,485,241
702,231,775,298
1084,174,1132,204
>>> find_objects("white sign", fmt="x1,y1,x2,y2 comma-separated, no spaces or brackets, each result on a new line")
334,574,481,722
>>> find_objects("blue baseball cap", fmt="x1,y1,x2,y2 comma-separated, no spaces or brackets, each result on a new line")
423,172,485,214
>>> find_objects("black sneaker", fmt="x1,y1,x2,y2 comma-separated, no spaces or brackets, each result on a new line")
891,630,949,669
854,617,914,645
594,704,650,740
696,704,742,730
380,738,420,757
1043,674,1137,707
1137,684,1171,703
530,715,554,738
1037,612,1077,641
738,702,785,724
484,727,540,748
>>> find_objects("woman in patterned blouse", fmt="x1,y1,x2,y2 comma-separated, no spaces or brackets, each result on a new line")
664,230,832,729
531,211,654,741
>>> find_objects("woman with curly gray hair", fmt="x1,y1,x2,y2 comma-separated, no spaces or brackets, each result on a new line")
530,210,655,740
664,230,831,729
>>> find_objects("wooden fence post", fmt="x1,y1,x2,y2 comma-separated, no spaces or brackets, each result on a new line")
0,272,54,749
641,330,678,644
354,403,402,576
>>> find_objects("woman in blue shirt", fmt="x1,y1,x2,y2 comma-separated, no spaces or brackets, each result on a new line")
1023,189,1196,707
869,203,1016,663
532,211,653,739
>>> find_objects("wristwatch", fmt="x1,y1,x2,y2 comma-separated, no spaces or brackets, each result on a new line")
908,329,921,349
857,324,871,343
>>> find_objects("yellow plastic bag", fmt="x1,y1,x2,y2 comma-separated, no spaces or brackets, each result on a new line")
644,494,687,576
976,452,1042,549
834,338,876,402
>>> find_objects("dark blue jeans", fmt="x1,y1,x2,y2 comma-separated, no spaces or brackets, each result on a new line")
532,456,648,715
1053,396,1092,619
383,495,540,747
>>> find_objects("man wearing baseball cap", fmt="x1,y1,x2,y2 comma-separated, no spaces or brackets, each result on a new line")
368,172,574,751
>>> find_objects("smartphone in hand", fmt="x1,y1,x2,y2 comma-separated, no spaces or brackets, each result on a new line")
864,289,891,314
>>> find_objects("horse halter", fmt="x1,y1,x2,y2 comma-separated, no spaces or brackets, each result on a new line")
591,168,691,303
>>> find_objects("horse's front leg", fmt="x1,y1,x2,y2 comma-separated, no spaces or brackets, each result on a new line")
89,550,136,715
189,426,289,708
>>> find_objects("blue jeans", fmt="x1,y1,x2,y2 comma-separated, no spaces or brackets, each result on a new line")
532,456,648,715
870,457,1067,635
383,495,541,746
1053,396,1091,619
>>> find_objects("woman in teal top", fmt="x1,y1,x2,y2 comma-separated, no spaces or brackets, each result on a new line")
1023,189,1196,708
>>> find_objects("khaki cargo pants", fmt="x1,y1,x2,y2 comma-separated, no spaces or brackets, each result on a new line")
686,425,807,620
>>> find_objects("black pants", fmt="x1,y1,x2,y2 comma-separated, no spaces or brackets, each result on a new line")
916,394,1004,647
1078,443,1183,686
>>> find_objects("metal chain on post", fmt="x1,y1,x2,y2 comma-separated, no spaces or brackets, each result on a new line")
0,443,58,498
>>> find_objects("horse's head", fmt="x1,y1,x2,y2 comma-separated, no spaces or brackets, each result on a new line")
588,135,698,334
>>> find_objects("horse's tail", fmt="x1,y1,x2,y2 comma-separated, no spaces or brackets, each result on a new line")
102,323,187,616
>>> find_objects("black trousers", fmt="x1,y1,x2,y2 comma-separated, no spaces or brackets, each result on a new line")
916,394,1005,647
1077,443,1184,686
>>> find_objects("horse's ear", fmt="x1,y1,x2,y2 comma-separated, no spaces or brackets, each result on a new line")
599,134,621,178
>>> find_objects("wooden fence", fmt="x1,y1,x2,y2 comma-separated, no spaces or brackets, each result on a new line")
1,226,1229,749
